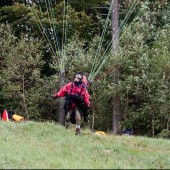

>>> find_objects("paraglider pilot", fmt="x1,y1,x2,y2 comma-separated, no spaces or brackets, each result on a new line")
52,73,90,135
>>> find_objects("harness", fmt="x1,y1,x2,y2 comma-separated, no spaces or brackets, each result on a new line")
64,82,86,113
64,81,89,123
66,82,86,99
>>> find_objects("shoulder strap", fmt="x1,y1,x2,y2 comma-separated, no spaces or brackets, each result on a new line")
70,82,74,93
80,82,86,96
67,82,86,96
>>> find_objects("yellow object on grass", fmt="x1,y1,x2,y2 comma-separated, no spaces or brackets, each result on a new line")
95,131,107,136
12,114,24,122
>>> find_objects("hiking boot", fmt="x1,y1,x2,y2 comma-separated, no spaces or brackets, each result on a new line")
75,128,80,135
65,124,69,129
65,121,69,129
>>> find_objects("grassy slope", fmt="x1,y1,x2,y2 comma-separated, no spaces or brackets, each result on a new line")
0,121,169,169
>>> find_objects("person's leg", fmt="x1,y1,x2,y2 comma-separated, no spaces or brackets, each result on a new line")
65,110,72,129
75,108,82,135
64,99,74,129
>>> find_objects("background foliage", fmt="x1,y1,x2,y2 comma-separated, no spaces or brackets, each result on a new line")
0,0,169,138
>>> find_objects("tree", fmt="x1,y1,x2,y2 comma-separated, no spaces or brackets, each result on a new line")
0,23,44,119
111,0,120,134
0,0,13,7
0,24,16,111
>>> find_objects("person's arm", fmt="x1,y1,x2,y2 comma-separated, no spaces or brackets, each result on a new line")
83,90,90,108
57,84,68,97
53,82,71,99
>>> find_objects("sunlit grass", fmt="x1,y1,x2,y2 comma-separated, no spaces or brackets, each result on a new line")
0,121,169,169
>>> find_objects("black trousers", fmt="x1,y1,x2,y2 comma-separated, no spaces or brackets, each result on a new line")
64,97,88,124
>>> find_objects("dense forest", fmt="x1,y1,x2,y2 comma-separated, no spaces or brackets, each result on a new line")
0,0,169,138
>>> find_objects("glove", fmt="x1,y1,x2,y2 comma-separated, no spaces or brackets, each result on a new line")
83,104,89,122
83,103,89,110
52,91,58,99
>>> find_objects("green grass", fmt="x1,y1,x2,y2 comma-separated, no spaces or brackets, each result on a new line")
0,121,169,169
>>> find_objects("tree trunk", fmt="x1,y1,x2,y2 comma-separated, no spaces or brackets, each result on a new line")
111,0,120,134
167,117,169,130
112,66,120,134
58,71,66,125
22,69,29,120
91,105,95,131
90,84,95,131
152,111,155,138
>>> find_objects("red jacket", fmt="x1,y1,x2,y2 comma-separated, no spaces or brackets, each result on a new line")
57,82,90,108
